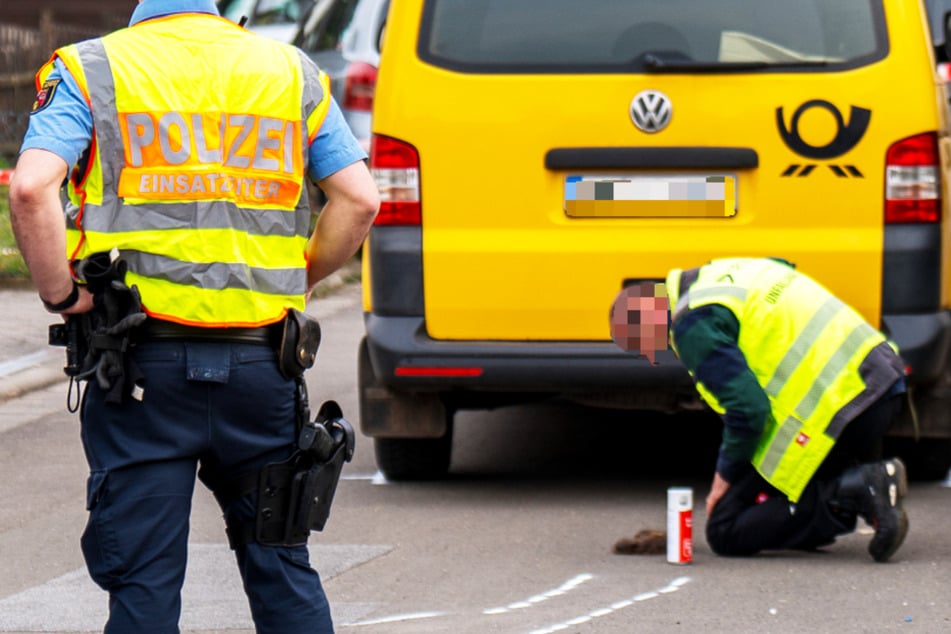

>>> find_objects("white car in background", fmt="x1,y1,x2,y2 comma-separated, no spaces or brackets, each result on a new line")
295,0,389,152
217,0,388,153
217,0,305,43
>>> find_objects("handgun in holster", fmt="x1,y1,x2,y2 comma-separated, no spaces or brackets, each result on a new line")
255,400,355,546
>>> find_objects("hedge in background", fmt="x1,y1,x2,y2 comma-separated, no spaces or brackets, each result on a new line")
0,187,30,280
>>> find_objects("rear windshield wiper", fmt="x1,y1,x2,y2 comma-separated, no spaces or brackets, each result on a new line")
642,53,829,73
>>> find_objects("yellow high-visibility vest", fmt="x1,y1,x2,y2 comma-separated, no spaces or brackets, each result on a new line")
37,13,330,326
667,258,903,501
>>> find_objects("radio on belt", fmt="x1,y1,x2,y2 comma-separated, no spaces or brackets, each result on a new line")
667,487,693,564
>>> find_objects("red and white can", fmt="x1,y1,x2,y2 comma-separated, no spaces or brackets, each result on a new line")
666,487,693,564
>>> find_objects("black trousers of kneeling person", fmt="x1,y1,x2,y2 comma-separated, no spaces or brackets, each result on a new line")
705,392,903,557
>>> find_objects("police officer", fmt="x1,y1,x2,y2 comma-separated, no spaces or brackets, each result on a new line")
612,258,909,562
9,0,379,632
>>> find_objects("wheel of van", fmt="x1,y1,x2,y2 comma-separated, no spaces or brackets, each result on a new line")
884,437,951,481
358,338,454,480
374,432,453,481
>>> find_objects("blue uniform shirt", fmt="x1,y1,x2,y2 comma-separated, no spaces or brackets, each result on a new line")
20,0,366,182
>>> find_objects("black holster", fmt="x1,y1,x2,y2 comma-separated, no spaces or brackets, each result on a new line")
48,314,91,378
255,400,355,547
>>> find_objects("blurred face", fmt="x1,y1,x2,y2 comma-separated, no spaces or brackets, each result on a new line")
610,282,670,365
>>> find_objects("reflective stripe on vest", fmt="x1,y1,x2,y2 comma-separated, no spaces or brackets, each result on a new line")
51,14,329,326
678,258,888,501
757,315,881,478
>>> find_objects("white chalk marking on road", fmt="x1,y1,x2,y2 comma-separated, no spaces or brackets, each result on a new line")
482,573,594,615
341,471,389,485
347,611,445,626
526,576,692,634
0,350,54,377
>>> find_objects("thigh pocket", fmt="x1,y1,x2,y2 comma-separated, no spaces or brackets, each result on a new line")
85,470,108,511
81,470,120,590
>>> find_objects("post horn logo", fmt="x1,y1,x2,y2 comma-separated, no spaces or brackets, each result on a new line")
776,100,871,178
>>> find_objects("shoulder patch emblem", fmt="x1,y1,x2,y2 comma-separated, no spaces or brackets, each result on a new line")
31,78,61,114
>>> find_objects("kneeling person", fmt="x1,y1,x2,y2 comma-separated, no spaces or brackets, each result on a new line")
611,258,909,562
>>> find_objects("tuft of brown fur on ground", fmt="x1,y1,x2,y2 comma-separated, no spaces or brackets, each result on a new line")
613,529,667,555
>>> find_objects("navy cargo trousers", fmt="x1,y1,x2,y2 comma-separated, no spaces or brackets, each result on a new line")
706,391,902,556
79,339,333,633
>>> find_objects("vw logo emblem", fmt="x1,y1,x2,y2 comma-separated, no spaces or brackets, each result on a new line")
630,90,672,133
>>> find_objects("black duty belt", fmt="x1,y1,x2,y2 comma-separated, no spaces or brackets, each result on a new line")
138,319,282,345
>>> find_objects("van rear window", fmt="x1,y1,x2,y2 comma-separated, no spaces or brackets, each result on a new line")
418,0,886,73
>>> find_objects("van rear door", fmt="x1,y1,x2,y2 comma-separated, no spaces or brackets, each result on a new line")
374,0,943,341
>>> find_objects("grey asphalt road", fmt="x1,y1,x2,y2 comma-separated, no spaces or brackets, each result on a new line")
1,278,950,634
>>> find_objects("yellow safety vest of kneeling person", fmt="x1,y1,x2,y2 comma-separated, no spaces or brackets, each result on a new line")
667,258,893,502
36,13,331,327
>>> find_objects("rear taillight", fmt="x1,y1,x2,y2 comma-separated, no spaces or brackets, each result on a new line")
370,134,421,225
343,61,377,112
885,132,940,223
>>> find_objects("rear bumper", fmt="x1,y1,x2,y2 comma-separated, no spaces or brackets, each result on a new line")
364,313,693,394
364,308,951,396
881,310,951,383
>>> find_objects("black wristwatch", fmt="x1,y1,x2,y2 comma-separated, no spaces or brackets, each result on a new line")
42,279,80,312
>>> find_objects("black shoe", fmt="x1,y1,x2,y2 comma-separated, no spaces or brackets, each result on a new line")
863,458,908,563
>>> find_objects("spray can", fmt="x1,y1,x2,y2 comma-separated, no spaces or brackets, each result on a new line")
667,487,693,564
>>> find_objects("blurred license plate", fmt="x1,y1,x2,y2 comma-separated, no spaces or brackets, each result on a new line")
564,174,737,218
